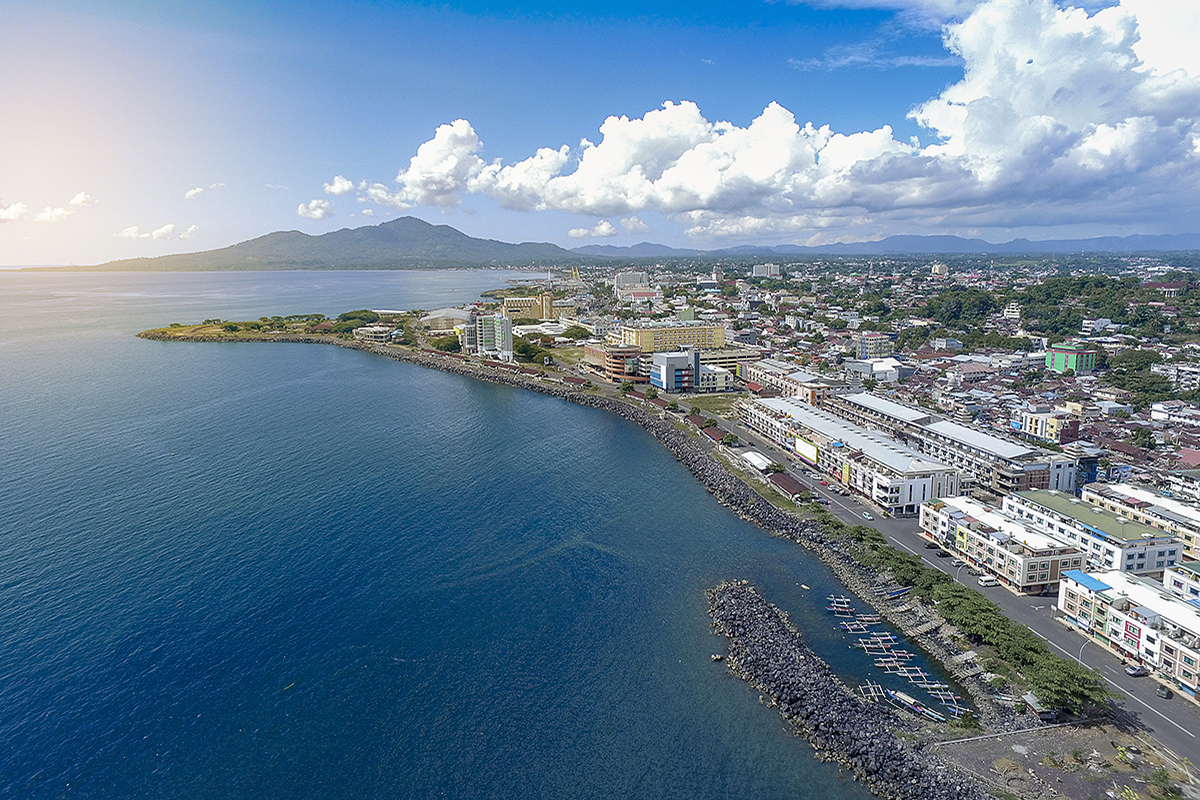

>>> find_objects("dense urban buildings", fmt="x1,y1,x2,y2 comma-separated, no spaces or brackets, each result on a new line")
1003,490,1180,578
919,496,1085,594
825,393,1079,495
740,396,960,516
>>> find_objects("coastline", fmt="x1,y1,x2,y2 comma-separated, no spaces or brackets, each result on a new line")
135,329,1022,796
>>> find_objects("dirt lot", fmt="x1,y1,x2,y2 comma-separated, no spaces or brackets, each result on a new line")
935,720,1197,800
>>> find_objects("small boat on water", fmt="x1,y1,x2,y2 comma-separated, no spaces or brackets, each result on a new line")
887,689,946,723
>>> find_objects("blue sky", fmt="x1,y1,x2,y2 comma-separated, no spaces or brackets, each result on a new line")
2,0,1199,264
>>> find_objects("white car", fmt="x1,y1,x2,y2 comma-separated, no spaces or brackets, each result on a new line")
861,511,874,521
977,575,999,587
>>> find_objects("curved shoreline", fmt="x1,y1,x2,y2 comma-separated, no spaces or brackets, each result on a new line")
137,330,1016,795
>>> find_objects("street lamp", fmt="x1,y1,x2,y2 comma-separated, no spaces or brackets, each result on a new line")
955,564,967,582
1078,639,1090,664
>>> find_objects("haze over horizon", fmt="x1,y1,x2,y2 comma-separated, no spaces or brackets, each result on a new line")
3,0,1200,265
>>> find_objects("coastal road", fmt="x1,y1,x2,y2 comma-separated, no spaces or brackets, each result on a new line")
686,399,1200,764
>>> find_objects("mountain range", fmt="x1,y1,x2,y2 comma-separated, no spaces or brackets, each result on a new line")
570,233,1200,257
88,216,1200,271
95,217,585,270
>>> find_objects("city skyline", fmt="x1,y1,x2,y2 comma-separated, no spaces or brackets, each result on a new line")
3,0,1199,265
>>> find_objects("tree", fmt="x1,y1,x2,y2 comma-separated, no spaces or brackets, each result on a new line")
644,386,658,399
1109,349,1161,371
619,381,634,394
721,433,738,445
1131,428,1157,449
700,417,718,428
337,309,379,324
222,322,240,332
431,335,461,353
562,325,590,339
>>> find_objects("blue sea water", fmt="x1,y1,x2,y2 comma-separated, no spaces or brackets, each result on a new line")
1,271,919,799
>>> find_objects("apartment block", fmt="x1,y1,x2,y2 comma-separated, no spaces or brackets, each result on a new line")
1082,482,1200,560
619,323,725,352
919,496,1085,594
825,392,1078,495
1003,490,1181,577
739,397,960,516
742,359,848,404
1059,569,1200,700
1045,343,1098,374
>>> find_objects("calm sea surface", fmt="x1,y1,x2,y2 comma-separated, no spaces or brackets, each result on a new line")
1,271,906,799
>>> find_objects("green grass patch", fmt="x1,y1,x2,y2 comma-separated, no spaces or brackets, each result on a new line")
682,392,747,417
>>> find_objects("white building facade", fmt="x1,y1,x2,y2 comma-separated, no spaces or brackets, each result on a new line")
919,496,1085,594
1003,490,1181,577
739,397,960,516
1058,569,1200,700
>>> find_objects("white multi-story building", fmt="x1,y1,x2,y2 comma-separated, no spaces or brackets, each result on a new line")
1058,569,1200,700
1003,490,1181,577
1164,561,1200,604
1082,482,1200,561
1151,361,1200,392
826,392,1078,495
919,496,1085,594
613,271,650,288
741,359,848,404
470,314,513,362
739,397,960,516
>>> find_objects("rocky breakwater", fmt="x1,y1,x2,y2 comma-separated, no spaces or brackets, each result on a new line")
707,580,986,800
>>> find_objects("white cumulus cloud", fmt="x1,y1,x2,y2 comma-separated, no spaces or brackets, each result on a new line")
323,175,354,195
35,207,71,223
185,183,224,199
567,220,620,238
114,223,181,240
68,192,93,207
179,224,199,239
620,216,650,233
297,199,333,219
344,0,1200,240
0,201,28,221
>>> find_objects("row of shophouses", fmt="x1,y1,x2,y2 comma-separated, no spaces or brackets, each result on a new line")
733,365,1200,698
916,487,1200,699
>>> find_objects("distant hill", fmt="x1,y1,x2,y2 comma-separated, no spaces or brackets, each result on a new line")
85,218,1200,271
572,232,1200,257
94,217,590,270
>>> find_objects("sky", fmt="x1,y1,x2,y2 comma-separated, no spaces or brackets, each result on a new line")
2,0,1200,264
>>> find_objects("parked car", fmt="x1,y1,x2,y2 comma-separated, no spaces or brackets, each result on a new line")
861,511,874,521
924,542,939,549
951,559,965,567
935,551,951,558
977,575,999,587
1156,685,1172,698
1125,665,1150,677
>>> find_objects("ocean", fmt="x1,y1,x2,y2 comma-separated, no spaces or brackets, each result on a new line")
1,270,897,799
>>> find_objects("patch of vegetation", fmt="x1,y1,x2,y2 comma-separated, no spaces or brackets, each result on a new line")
683,392,747,416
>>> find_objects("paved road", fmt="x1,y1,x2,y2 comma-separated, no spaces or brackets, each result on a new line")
688,399,1200,764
